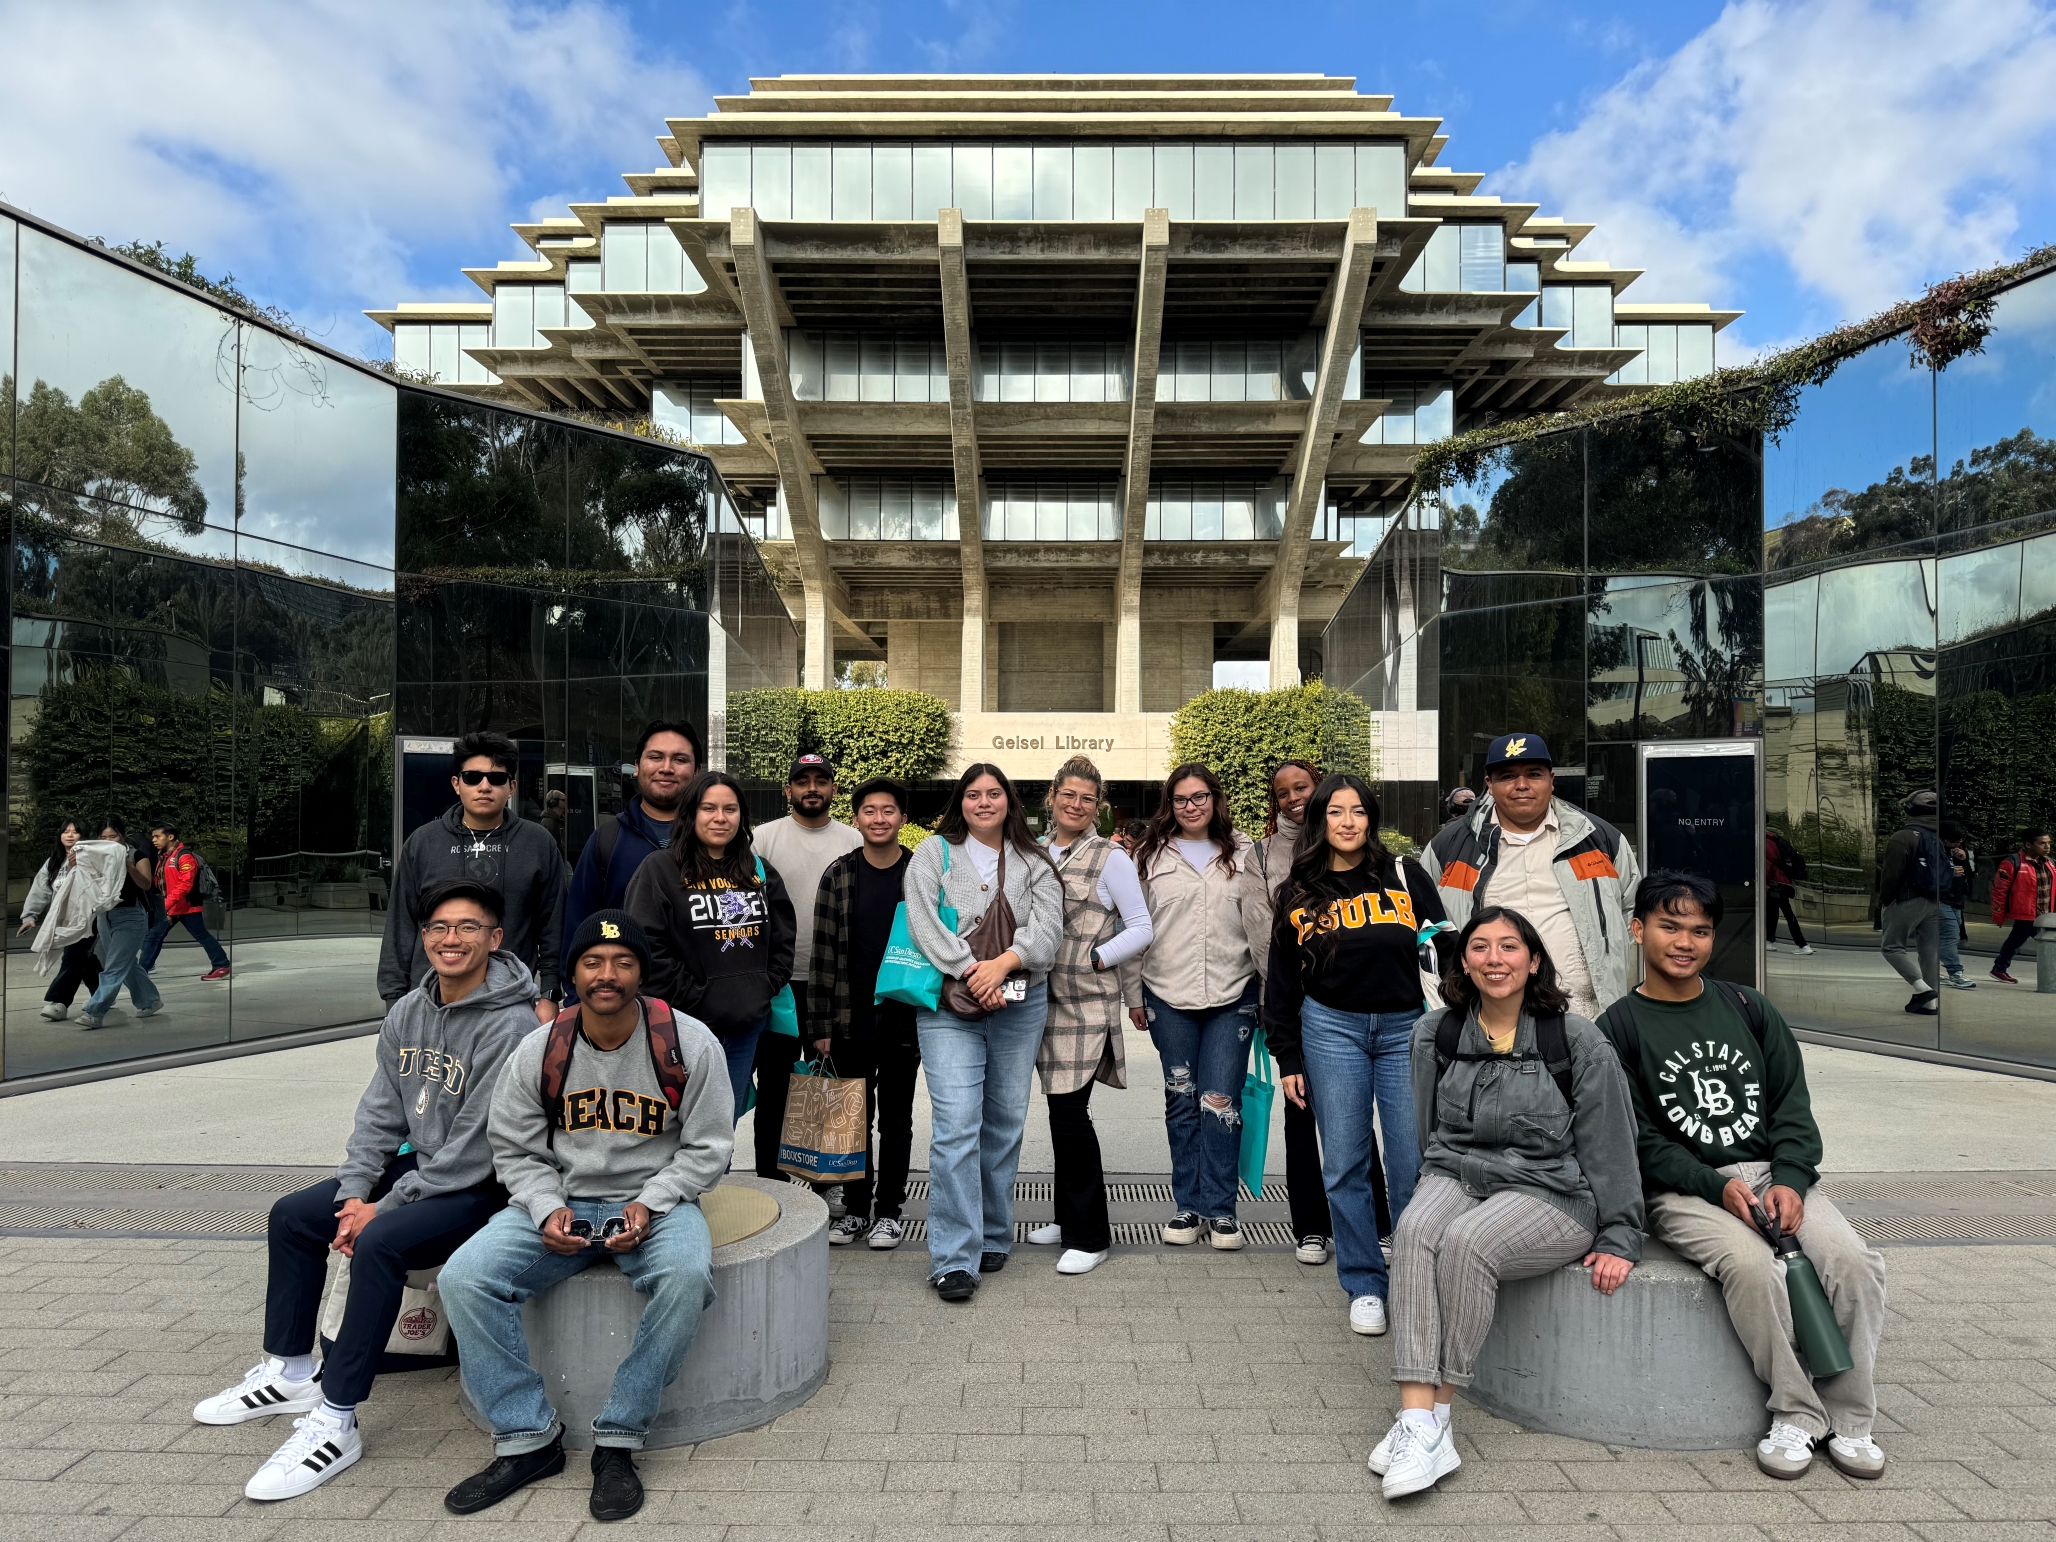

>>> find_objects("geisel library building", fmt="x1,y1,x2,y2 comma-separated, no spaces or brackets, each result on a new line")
375,74,1732,793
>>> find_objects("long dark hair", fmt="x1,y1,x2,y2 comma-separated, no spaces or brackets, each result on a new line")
1265,759,1322,838
1282,773,1393,918
1137,761,1239,879
933,763,1053,869
43,817,84,878
1439,905,1572,1018
670,770,759,889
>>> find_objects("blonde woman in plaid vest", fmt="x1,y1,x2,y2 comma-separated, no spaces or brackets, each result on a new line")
1026,756,1154,1276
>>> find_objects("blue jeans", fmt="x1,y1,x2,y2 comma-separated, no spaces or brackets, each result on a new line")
916,981,1047,1278
439,1200,715,1453
1144,979,1259,1221
1939,905,1966,979
722,1019,765,1125
1298,999,1423,1300
140,911,228,972
82,906,162,1021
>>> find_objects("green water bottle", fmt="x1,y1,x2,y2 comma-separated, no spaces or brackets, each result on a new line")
1750,1201,1854,1378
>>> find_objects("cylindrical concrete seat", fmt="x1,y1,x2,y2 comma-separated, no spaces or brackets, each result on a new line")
459,1175,828,1450
1464,1238,1770,1450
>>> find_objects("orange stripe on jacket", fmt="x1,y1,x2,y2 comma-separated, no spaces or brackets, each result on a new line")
1567,850,1617,882
1441,860,1481,892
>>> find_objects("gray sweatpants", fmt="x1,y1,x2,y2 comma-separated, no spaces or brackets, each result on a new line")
1389,1172,1594,1388
1648,1161,1887,1441
1880,897,1940,992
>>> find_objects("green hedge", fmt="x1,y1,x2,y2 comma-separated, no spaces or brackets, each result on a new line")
727,688,953,797
1168,683,1378,836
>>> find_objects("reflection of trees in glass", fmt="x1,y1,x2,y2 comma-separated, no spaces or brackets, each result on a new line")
4,374,207,530
1588,580,1764,741
1939,427,2056,533
1440,600,1585,765
1774,428,2056,566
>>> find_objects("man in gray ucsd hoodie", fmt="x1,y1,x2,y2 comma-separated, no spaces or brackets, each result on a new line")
192,880,539,1504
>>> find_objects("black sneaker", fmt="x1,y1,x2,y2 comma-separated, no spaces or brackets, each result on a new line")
979,1250,1008,1274
934,1269,979,1301
444,1433,566,1514
589,1445,643,1522
1905,991,1939,1016
1207,1217,1246,1251
1162,1211,1204,1246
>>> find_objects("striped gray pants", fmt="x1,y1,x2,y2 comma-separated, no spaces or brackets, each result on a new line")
1389,1172,1595,1387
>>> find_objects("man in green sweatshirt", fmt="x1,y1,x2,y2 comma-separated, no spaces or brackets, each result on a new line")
1601,871,1887,1483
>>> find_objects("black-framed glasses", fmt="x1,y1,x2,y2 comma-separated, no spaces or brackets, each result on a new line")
1171,792,1214,809
459,769,512,786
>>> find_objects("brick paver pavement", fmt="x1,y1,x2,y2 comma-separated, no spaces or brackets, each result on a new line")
1,1237,2053,1541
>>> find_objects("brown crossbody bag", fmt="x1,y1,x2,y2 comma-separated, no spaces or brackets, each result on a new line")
940,841,1026,1020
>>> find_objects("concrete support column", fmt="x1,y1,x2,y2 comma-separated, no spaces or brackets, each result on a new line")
938,208,989,712
1115,209,1171,715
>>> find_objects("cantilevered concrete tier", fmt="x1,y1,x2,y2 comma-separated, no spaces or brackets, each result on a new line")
372,74,1736,751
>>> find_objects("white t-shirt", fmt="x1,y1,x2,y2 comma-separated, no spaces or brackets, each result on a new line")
1492,811,1597,1015
964,837,1002,885
1175,838,1220,874
752,816,862,981
1047,841,1153,968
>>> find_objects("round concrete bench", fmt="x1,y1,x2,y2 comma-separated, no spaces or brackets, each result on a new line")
1464,1238,1770,1450
459,1175,829,1450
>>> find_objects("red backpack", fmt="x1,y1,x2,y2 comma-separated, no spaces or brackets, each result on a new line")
538,997,686,1135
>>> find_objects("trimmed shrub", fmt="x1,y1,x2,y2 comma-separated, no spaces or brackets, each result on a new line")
1168,682,1379,836
727,687,953,804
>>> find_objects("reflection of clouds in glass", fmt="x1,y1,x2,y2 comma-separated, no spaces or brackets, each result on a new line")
1765,343,1933,532
238,330,397,569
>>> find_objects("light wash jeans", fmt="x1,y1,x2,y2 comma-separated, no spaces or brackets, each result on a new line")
82,906,161,1023
1143,980,1258,1221
916,981,1047,1279
1298,999,1424,1300
439,1200,715,1453
1939,904,1967,980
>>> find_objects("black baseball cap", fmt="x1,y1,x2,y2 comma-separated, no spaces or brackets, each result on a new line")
787,752,836,782
1484,733,1553,771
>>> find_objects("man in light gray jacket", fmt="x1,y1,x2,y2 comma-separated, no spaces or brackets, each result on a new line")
439,909,733,1523
192,880,539,1503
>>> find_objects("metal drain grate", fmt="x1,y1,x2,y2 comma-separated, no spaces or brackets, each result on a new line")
1854,1214,2056,1244
1818,1177,2056,1203
899,1178,1286,1205
0,1205,269,1239
890,1219,1301,1248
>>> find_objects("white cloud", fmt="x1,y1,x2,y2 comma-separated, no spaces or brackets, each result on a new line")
0,0,708,338
1495,0,2056,346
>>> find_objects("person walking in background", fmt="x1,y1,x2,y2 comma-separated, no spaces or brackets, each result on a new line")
1878,789,1944,1015
902,764,1063,1302
1264,773,1451,1338
1117,819,1149,854
1765,827,1813,956
140,823,230,980
1023,756,1152,1278
1133,762,1262,1253
1372,904,1642,1500
77,817,163,1031
1440,786,1477,826
1990,828,2055,984
1244,759,1359,1268
560,722,703,996
539,791,569,862
810,777,923,1252
19,817,101,1021
626,770,796,1122
381,732,564,1025
750,754,863,1188
1938,823,1976,990
1421,732,1640,1024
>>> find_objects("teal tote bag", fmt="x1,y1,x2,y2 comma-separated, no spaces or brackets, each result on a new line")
757,857,803,1037
874,841,956,1010
1238,1021,1275,1200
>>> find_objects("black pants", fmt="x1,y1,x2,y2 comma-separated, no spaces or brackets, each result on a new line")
1996,919,2036,974
1283,1093,1335,1239
840,1033,922,1222
264,1155,502,1407
1046,1082,1113,1253
752,979,812,1181
44,936,101,1007
1767,890,1809,948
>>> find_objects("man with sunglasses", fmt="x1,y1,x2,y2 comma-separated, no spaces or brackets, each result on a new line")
380,731,566,1025
193,880,539,1502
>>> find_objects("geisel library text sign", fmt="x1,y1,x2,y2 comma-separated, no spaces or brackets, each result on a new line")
947,714,1178,784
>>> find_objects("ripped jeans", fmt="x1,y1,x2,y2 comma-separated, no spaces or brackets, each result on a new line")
1143,979,1258,1220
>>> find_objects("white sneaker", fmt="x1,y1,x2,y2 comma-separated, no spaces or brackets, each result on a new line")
1349,1295,1388,1336
1756,1419,1816,1478
1380,1418,1460,1499
1295,1234,1333,1265
827,1214,868,1246
1026,1223,1063,1246
244,1411,360,1500
1795,945,1816,956
1367,1414,1407,1475
1056,1248,1109,1275
194,1359,322,1425
38,1003,66,1021
866,1217,905,1250
1827,1433,1885,1479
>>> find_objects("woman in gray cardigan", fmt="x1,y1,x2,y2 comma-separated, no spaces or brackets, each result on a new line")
904,763,1064,1302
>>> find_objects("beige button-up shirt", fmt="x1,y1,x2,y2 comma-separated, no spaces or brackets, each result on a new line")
1488,808,1600,1019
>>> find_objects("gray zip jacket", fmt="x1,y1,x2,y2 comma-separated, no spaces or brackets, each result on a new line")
903,835,1064,986
335,951,541,1214
1411,1005,1645,1261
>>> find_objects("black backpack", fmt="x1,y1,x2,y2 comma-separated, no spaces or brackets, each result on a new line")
1433,1011,1576,1111
1596,978,1766,1071
1769,829,1807,882
1895,824,1947,904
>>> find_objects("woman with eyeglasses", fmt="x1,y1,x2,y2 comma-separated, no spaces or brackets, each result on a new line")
1021,756,1153,1277
902,764,1064,1303
625,769,796,1122
1131,762,1262,1251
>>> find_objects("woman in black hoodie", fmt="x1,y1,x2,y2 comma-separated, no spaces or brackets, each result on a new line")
626,769,796,1120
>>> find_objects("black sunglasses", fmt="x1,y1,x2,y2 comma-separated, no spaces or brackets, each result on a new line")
458,769,512,786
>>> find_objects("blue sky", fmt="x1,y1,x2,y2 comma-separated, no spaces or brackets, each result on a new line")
2,0,2052,365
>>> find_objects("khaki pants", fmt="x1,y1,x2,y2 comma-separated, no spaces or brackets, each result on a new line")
1648,1162,1887,1440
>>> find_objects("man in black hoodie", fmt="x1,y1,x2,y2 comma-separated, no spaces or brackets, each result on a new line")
380,732,565,1023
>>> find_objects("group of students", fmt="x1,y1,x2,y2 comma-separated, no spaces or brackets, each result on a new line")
196,721,1892,1516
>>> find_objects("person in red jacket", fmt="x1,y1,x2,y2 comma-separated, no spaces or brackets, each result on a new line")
140,823,231,980
1989,830,2054,983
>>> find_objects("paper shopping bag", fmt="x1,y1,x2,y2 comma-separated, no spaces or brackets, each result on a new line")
777,1058,870,1183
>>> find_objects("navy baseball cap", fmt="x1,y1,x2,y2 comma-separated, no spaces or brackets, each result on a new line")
1484,732,1553,771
